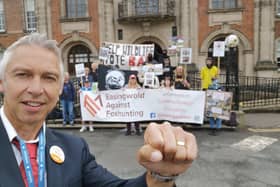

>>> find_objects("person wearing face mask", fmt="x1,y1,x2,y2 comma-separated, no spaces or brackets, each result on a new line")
200,57,219,91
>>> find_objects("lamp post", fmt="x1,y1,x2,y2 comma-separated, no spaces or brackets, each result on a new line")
225,34,239,110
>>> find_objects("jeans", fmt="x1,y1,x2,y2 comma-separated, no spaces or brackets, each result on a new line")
60,100,74,124
209,117,222,129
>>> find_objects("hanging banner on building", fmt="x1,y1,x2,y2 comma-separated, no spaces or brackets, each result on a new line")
206,90,233,120
102,42,154,69
180,48,192,64
80,89,205,124
213,41,225,57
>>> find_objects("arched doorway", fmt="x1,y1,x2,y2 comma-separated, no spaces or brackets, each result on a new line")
67,45,94,75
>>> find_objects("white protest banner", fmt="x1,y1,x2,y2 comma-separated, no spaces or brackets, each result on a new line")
80,89,205,124
180,48,192,64
75,63,85,77
142,64,163,75
213,41,225,57
206,90,233,120
99,47,110,61
103,42,154,69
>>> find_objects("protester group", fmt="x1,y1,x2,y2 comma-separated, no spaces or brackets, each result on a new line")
60,47,226,136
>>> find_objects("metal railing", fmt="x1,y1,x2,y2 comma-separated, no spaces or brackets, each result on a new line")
0,73,279,122
187,72,280,109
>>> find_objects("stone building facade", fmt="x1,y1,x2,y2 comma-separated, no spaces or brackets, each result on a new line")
99,0,280,78
0,0,279,77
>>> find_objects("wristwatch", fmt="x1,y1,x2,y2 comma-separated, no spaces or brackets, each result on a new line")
150,171,178,183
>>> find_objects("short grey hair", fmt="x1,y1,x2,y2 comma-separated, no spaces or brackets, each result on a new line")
0,33,64,87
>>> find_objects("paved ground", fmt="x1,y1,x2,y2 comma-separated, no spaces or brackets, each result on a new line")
244,113,280,129
55,112,280,187
48,112,280,130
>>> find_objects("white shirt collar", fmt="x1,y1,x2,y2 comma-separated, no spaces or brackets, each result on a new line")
0,106,43,143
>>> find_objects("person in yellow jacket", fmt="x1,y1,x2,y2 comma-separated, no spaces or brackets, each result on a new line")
200,57,219,90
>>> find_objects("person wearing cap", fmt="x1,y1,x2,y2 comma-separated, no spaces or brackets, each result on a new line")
79,78,94,132
124,74,142,136
0,33,197,187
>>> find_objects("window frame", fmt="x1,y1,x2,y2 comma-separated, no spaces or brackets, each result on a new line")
210,0,238,10
275,39,280,66
65,0,88,19
24,0,37,32
276,0,280,16
0,0,5,32
135,0,159,16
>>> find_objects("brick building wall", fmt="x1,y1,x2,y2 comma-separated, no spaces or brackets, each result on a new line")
198,0,254,49
275,21,280,38
0,0,25,48
50,0,100,49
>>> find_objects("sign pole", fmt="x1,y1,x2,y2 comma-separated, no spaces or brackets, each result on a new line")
217,56,220,79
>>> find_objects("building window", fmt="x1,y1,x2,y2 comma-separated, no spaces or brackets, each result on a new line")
277,0,280,16
135,0,159,16
172,26,177,37
211,0,237,9
276,40,280,68
66,0,87,18
118,29,123,40
68,45,93,75
24,0,36,32
0,0,5,32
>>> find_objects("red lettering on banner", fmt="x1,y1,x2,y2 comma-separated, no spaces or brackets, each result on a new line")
137,56,144,66
129,56,135,66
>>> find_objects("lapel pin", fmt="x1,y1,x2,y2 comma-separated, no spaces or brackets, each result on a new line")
50,145,65,164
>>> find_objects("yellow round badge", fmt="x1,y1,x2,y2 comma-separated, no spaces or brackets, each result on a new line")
49,145,65,164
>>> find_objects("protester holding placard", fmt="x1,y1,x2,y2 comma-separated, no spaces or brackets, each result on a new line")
201,57,222,135
89,62,99,82
200,57,219,91
174,66,191,90
80,67,94,87
207,79,223,136
123,74,142,136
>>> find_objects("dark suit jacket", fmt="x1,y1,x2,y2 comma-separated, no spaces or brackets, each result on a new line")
0,118,147,187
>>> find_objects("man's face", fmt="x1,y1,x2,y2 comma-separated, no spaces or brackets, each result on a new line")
206,60,213,68
91,63,98,71
0,45,61,127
